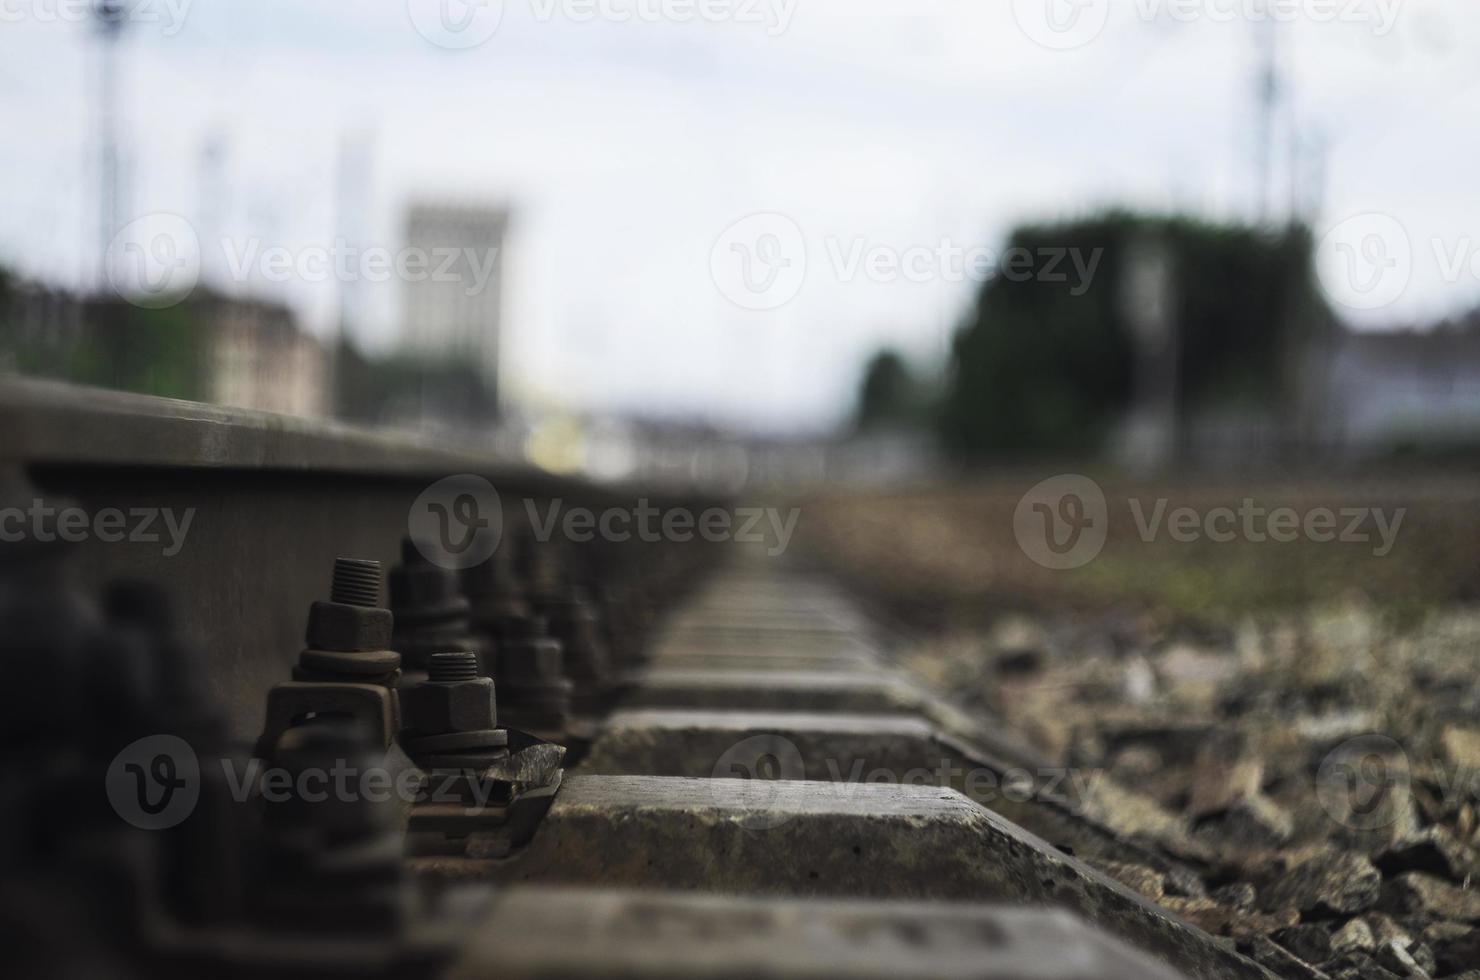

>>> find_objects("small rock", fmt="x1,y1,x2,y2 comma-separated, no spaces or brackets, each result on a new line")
1364,914,1410,949
994,646,1044,677
1212,881,1258,910
1242,935,1332,980
1409,944,1435,977
1198,794,1295,849
1440,727,1480,772
1276,923,1334,963
1320,951,1401,980
1381,873,1480,923
1163,865,1208,899
1123,655,1157,703
1331,918,1376,956
1188,729,1264,819
1376,827,1476,883
1092,860,1165,902
1373,938,1430,978
1263,851,1383,917
1422,922,1480,975
1162,895,1298,939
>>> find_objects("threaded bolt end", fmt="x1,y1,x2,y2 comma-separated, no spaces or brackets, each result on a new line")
428,650,480,683
330,558,382,608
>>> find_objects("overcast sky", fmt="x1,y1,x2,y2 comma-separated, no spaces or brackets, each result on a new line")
2,0,1478,432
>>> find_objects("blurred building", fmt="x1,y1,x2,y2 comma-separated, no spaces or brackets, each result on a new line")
202,293,328,417
401,203,506,408
0,281,326,417
1309,324,1480,450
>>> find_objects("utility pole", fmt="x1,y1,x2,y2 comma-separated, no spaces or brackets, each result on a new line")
93,0,126,292
332,129,374,419
1253,10,1280,225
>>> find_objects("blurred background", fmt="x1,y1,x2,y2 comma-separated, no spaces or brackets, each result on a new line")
2,1,1479,501
9,9,1480,968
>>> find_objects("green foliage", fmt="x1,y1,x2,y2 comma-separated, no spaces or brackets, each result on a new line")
938,212,1332,459
0,292,208,401
856,348,924,430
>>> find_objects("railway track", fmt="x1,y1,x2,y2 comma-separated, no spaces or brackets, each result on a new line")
0,379,1277,979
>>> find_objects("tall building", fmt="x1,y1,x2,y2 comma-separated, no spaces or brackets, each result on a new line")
400,203,507,407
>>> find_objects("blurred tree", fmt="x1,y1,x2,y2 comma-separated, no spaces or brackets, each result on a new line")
939,212,1332,459
0,278,209,401
856,348,925,430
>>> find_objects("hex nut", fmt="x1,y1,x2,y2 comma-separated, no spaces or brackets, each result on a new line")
306,600,393,652
400,677,496,735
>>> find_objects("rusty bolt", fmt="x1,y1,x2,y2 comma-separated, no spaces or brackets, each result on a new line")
329,557,382,607
399,651,496,735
